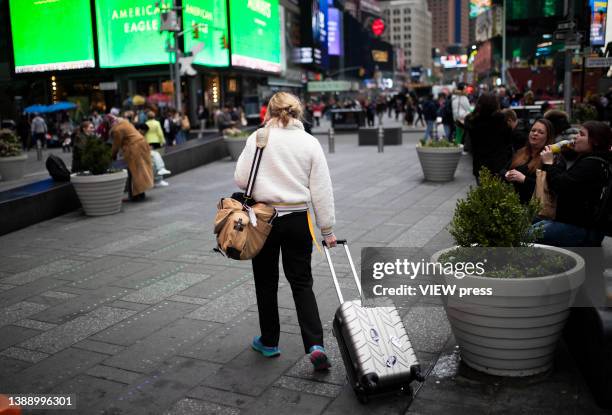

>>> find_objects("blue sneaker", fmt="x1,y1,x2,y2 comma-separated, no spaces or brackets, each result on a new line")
251,336,281,357
309,345,331,371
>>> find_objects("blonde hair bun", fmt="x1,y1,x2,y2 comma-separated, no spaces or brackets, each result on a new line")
265,92,304,126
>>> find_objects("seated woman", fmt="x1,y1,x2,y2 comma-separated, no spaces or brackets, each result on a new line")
531,121,612,247
503,119,554,204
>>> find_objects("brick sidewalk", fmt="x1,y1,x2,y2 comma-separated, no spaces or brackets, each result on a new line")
0,130,605,414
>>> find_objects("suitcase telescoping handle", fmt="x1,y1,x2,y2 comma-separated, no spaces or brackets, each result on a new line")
322,239,362,305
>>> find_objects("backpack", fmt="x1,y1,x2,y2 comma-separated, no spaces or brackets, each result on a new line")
587,156,612,236
46,154,71,182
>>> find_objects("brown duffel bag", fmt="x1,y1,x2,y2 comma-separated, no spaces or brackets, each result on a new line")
214,128,276,260
214,197,276,260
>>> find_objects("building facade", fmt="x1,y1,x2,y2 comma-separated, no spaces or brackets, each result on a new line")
380,0,433,69
427,0,469,52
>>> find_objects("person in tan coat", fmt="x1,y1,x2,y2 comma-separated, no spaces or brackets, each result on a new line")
109,116,154,201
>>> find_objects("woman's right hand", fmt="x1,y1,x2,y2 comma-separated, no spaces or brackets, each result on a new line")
324,234,337,248
540,146,554,165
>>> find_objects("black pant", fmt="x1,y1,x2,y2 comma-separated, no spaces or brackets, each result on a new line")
252,212,323,353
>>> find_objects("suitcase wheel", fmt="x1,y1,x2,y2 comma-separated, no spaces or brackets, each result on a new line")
361,373,379,390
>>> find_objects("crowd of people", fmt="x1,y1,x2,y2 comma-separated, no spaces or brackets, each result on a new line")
59,107,178,201
460,90,612,247
15,106,193,154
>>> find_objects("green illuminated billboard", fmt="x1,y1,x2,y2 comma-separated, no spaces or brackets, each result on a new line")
96,0,172,68
9,0,95,73
229,0,281,73
183,0,230,67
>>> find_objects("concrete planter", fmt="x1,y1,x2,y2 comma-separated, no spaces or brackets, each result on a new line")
431,245,585,377
416,145,462,182
71,170,128,216
0,154,27,181
223,137,247,161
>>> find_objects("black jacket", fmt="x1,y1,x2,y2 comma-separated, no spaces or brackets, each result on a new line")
465,112,513,178
501,159,536,204
542,153,610,229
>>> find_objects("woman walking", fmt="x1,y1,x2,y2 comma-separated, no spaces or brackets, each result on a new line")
234,92,336,371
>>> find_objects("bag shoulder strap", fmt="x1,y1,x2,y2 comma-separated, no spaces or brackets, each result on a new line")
256,127,269,148
245,128,269,199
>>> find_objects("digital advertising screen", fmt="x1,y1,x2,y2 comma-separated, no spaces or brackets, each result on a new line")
470,0,492,18
328,7,342,56
229,0,281,73
96,0,171,68
9,0,95,73
590,0,609,46
440,55,468,69
183,0,230,67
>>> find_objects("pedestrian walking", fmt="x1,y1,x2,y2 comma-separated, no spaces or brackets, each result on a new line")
30,113,47,150
145,111,165,149
198,105,209,130
176,112,190,145
451,83,471,145
234,91,336,371
414,100,425,127
464,93,513,183
422,94,438,140
366,100,376,127
404,97,415,126
312,102,324,127
163,110,180,146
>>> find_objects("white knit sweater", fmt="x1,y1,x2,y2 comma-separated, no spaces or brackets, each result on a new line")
234,120,335,236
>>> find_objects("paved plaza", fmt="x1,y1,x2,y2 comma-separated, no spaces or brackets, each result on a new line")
0,128,609,414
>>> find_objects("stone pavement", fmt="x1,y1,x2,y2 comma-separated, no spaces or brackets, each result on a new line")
0,129,607,415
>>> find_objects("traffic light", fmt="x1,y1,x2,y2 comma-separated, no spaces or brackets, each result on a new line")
192,23,199,39
358,67,366,77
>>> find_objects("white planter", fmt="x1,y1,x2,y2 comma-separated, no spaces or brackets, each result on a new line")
71,170,128,216
431,245,585,377
0,154,27,181
224,137,247,161
416,145,462,182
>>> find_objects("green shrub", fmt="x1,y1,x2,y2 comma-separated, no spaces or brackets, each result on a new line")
418,138,459,147
443,168,574,278
448,168,539,247
80,136,112,175
0,129,23,157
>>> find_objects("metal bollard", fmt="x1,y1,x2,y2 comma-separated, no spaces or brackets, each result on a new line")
377,125,384,153
328,127,335,154
36,138,42,161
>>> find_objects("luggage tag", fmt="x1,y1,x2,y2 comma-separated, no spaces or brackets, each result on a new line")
244,205,257,227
